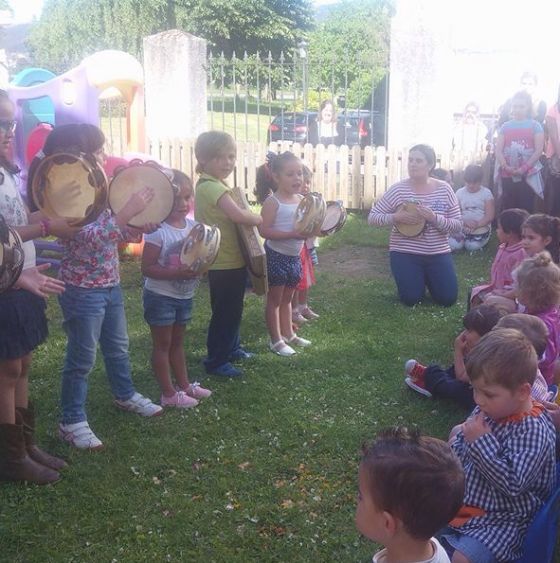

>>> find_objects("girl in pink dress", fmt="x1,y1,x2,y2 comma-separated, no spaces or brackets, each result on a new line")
470,208,528,307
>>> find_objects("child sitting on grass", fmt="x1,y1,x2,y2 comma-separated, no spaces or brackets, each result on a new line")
356,426,464,563
470,208,528,308
405,305,505,410
439,328,556,562
516,251,560,384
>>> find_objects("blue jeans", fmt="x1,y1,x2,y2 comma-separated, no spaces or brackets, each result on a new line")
390,251,458,307
205,268,247,371
58,285,136,424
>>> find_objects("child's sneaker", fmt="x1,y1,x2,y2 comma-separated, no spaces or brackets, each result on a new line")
114,392,164,417
301,307,320,320
161,391,199,409
186,382,212,399
292,311,308,324
58,421,104,450
404,359,432,397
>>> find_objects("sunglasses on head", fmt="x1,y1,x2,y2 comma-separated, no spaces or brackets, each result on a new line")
0,120,16,134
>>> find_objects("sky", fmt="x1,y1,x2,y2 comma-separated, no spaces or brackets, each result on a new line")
7,0,339,23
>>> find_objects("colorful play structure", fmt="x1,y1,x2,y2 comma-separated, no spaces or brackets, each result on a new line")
7,50,147,261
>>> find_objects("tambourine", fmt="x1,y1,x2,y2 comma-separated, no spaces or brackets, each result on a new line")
320,200,347,237
394,202,426,238
108,161,175,227
0,214,24,293
31,152,108,226
294,192,327,237
179,223,221,275
469,225,491,236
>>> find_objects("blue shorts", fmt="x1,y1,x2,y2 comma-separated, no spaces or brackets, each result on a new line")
437,527,497,563
265,244,302,288
143,289,193,326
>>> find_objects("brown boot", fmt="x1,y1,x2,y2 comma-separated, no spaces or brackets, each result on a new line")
0,422,60,484
16,404,68,471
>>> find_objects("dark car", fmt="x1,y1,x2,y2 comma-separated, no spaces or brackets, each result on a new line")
267,110,385,147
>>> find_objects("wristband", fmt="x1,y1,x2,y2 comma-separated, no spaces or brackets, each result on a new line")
40,219,50,237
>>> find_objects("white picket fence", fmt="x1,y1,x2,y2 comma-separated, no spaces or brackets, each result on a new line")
147,138,486,209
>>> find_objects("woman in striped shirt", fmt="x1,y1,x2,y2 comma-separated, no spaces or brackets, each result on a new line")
369,144,462,306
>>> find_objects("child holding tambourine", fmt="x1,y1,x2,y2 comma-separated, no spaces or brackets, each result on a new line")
26,124,163,452
257,152,310,357
141,169,211,408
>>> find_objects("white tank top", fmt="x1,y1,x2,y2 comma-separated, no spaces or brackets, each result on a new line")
266,194,304,256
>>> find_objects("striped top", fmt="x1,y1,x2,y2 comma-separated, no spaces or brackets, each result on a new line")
368,179,462,255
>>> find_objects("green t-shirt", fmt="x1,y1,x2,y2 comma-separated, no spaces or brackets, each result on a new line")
194,174,245,270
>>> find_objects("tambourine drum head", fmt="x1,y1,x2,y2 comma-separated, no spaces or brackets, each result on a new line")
0,225,24,293
295,193,327,237
109,166,175,227
395,202,425,238
179,224,221,275
32,154,105,226
320,201,346,236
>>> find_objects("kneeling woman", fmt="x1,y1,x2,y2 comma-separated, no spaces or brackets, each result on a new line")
369,144,462,306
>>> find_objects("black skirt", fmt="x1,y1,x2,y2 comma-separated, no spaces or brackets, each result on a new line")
0,289,48,360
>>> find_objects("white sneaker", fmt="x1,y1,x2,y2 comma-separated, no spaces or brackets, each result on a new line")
58,421,104,450
114,392,163,417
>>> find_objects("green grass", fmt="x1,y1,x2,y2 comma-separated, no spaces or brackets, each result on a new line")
0,214,498,562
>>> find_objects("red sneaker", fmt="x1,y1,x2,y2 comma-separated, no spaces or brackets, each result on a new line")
404,359,432,397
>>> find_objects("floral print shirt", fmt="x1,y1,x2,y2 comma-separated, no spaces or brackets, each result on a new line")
59,210,126,288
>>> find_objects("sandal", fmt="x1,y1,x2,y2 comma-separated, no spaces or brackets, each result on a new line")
269,340,297,357
301,307,319,320
283,334,312,347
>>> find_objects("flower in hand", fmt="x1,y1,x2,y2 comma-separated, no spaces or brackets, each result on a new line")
462,411,491,443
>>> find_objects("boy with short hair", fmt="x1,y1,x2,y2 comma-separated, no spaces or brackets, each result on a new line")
405,304,505,410
356,426,464,563
440,328,556,562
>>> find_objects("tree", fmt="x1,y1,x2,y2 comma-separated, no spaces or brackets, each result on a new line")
306,0,393,108
27,0,313,74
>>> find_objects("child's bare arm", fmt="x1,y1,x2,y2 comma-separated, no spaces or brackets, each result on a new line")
218,193,262,226
453,332,469,383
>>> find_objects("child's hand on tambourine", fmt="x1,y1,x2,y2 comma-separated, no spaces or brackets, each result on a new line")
123,186,155,218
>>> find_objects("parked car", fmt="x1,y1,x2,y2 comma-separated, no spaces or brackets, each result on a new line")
267,110,385,147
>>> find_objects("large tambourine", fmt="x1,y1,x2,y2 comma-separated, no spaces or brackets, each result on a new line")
108,161,175,227
294,192,327,237
179,223,221,275
230,185,268,295
320,200,347,237
469,225,491,236
0,214,24,293
31,152,108,226
394,201,426,238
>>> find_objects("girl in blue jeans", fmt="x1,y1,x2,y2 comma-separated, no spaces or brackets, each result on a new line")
26,124,163,451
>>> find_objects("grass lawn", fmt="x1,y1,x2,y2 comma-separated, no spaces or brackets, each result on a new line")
0,214,497,562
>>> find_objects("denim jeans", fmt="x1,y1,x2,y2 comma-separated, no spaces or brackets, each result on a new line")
390,251,458,307
58,285,135,424
205,268,247,371
424,364,475,411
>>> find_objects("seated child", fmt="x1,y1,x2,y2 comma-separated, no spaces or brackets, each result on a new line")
405,304,505,410
516,251,560,384
439,328,556,562
470,208,528,308
449,165,494,252
356,426,464,563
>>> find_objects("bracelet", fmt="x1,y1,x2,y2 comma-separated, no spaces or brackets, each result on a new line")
40,219,50,237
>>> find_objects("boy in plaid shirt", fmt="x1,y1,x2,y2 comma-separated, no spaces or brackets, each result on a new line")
439,328,556,562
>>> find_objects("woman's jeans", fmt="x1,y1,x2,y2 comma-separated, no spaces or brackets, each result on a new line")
390,251,458,307
59,285,135,424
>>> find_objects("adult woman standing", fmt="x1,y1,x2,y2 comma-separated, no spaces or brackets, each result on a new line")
544,86,560,217
369,144,462,307
495,90,544,214
308,100,343,146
